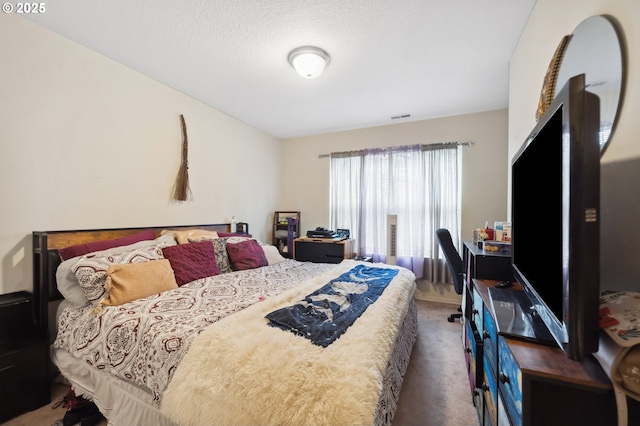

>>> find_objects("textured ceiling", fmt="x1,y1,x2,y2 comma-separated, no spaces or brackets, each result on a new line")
22,0,536,139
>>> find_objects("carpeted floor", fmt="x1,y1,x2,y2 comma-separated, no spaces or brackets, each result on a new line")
1,299,478,426
393,300,478,426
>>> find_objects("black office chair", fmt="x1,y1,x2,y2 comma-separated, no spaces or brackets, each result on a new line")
435,228,465,323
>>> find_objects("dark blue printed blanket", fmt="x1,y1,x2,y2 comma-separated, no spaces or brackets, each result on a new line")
265,264,398,347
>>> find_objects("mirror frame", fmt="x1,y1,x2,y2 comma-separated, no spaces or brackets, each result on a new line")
553,15,625,154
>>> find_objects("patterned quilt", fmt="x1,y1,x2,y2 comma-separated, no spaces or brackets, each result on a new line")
53,260,337,403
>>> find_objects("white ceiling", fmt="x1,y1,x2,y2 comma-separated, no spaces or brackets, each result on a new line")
22,0,536,139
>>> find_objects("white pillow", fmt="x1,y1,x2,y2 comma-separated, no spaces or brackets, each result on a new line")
56,233,176,308
261,244,286,265
225,236,254,245
56,260,91,308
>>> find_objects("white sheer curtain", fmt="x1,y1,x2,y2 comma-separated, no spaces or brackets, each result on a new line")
329,143,461,281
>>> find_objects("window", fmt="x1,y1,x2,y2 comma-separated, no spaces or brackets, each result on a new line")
329,144,462,280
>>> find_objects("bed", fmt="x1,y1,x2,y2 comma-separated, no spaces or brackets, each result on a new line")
33,224,418,426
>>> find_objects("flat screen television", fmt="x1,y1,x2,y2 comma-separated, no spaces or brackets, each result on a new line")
511,73,601,361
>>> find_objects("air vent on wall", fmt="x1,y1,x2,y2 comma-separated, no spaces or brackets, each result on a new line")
390,114,411,120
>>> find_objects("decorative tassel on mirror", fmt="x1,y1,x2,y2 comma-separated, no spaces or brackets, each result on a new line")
535,35,570,122
172,114,192,201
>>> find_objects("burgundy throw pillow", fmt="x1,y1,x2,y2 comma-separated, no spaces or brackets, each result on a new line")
226,239,268,271
59,230,156,261
161,241,219,286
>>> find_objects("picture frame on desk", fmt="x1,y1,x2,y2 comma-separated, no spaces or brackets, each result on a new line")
336,229,350,239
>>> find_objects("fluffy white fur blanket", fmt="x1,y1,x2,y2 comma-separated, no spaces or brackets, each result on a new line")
161,260,416,426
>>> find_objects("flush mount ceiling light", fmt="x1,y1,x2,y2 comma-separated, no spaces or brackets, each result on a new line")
288,46,330,79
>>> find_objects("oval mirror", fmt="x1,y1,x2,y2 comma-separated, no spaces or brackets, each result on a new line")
554,15,624,154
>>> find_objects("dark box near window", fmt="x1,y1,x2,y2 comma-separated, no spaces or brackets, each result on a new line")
294,238,354,263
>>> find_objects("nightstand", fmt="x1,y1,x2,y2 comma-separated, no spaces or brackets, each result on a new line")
293,237,354,263
0,291,50,423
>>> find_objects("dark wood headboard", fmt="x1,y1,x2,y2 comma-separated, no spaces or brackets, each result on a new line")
32,223,230,331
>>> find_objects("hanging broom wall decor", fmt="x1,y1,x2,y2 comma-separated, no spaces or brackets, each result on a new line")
172,114,192,201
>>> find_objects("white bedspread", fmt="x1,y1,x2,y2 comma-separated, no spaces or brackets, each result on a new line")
53,260,336,403
161,260,416,426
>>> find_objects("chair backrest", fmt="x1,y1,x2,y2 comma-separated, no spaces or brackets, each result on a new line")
435,228,464,295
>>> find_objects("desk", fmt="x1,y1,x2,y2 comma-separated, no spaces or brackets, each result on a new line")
463,241,513,283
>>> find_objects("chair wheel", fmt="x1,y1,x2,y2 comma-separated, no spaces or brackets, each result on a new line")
447,313,462,323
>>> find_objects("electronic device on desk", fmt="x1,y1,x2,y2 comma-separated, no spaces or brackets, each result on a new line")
306,227,340,239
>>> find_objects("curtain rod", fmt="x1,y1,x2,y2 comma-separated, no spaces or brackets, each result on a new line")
317,141,474,159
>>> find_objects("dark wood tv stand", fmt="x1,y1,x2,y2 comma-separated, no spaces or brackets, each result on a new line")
461,242,628,425
466,278,617,425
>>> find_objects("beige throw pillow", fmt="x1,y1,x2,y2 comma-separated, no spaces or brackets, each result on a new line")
161,229,219,244
102,259,178,306
72,241,173,305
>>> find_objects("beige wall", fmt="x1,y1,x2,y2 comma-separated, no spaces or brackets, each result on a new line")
14,2,632,302
280,110,509,303
0,14,281,294
510,0,640,292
